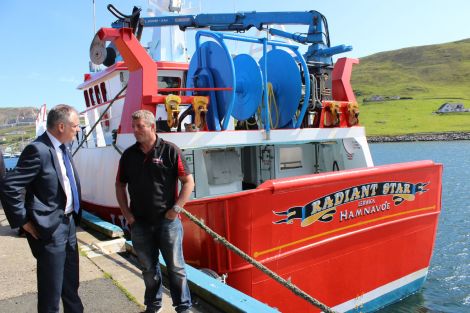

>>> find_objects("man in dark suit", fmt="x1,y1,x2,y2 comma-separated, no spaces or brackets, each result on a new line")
0,147,5,179
0,104,83,313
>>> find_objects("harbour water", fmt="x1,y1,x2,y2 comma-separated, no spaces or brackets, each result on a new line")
4,157,18,171
372,141,469,313
3,141,469,312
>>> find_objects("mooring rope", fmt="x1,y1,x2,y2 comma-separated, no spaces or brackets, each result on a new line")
181,208,337,313
72,84,127,157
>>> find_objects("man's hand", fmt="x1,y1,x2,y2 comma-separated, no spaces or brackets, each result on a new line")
124,213,135,226
22,221,40,239
165,209,178,220
115,181,135,226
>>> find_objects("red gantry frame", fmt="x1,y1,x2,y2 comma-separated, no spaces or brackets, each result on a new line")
97,27,232,133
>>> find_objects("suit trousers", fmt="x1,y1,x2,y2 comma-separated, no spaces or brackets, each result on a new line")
26,214,83,313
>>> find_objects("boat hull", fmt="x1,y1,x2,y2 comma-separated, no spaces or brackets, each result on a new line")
78,157,441,312
181,160,441,312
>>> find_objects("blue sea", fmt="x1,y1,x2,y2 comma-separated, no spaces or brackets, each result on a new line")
4,157,18,171
372,141,469,313
3,141,469,312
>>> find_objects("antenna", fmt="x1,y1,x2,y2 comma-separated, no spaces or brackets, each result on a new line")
92,0,96,35
169,0,182,13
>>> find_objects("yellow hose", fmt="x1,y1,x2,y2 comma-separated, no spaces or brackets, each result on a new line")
256,82,280,129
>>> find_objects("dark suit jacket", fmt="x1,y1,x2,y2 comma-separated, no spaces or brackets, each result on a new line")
0,132,81,239
0,148,5,179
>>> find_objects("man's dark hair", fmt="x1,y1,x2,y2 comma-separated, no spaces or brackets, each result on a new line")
46,104,77,130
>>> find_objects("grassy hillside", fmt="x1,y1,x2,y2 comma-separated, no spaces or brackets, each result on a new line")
360,99,470,136
0,107,38,151
0,107,37,124
0,125,35,150
351,39,470,136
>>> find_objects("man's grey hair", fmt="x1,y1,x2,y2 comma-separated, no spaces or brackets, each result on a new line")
132,110,156,127
47,104,78,130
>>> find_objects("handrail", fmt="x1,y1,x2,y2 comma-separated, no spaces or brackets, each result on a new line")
72,84,127,157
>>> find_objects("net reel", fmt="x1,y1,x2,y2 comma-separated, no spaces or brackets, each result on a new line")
259,49,302,128
186,37,304,131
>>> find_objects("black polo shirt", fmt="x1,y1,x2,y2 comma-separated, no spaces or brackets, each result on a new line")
117,137,190,223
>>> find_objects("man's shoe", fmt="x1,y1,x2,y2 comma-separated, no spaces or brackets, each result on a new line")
142,306,162,313
177,309,193,313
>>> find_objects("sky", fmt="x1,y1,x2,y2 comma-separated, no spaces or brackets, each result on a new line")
1,0,470,112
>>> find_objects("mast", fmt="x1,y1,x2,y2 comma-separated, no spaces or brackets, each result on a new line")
147,0,190,62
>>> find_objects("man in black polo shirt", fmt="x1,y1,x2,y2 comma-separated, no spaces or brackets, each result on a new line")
115,110,195,313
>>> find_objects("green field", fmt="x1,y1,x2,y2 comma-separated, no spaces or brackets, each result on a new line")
359,99,470,136
351,38,470,136
0,125,35,151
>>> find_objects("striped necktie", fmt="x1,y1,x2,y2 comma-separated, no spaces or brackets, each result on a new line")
59,144,79,214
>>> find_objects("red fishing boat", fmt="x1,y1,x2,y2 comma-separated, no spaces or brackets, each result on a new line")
72,3,442,312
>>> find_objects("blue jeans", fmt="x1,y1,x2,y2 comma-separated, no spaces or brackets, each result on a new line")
131,217,191,312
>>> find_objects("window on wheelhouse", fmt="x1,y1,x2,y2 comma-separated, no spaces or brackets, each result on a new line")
94,85,102,104
88,88,96,106
158,76,182,95
100,82,108,102
84,90,90,108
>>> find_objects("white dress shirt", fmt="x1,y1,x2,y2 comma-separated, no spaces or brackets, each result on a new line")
46,131,75,214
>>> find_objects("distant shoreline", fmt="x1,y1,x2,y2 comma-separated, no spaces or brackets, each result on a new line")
368,132,470,143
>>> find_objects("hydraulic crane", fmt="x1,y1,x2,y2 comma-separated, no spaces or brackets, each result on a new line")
105,5,352,67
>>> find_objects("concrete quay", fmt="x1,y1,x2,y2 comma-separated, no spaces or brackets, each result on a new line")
0,207,200,313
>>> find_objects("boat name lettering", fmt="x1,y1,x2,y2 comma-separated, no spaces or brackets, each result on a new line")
273,181,428,227
340,201,391,222
358,199,375,207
